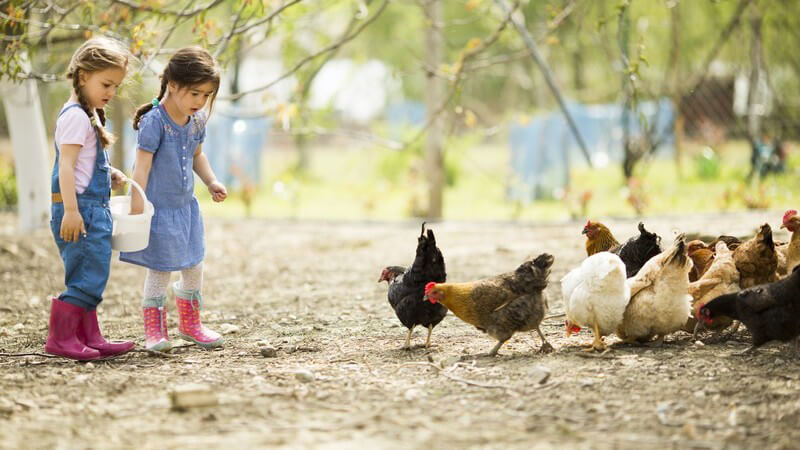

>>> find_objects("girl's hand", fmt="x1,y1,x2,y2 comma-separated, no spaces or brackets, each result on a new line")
110,168,128,190
208,181,227,203
60,209,86,242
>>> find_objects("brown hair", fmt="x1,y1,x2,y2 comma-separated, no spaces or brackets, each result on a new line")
133,46,221,130
66,37,129,147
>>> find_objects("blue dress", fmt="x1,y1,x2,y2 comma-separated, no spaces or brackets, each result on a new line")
120,104,206,272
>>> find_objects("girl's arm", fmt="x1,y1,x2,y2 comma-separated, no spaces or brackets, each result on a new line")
130,149,154,214
193,144,227,202
57,144,86,242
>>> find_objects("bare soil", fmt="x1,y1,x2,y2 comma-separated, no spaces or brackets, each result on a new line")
1,211,799,450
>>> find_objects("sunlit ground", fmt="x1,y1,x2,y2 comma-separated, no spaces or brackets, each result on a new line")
195,139,800,221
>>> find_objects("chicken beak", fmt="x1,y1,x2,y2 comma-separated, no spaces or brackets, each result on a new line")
780,223,786,229
422,294,430,302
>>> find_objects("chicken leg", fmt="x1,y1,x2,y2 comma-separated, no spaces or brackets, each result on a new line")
404,325,416,349
535,326,554,353
582,319,606,352
425,324,433,349
488,339,507,357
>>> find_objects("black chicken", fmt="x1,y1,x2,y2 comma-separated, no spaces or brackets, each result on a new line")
614,222,662,278
698,266,800,352
378,223,447,349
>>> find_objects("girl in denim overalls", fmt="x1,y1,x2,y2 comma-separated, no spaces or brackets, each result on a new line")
121,47,227,352
46,38,134,360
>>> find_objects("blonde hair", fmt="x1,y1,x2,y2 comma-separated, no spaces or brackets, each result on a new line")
66,37,129,147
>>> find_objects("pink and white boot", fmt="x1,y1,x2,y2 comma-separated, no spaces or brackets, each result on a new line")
142,296,171,352
173,282,223,349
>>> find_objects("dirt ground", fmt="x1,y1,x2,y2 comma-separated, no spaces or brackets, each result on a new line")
1,210,799,450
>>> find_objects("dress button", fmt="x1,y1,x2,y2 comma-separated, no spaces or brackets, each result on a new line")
183,146,186,150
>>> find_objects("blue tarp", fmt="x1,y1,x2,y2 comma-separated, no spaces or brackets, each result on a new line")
508,99,675,201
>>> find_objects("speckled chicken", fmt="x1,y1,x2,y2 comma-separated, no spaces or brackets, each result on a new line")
423,254,554,356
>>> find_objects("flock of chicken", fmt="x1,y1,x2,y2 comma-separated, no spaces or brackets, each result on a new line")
379,210,800,356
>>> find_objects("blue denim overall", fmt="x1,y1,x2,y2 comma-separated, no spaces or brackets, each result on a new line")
50,104,113,310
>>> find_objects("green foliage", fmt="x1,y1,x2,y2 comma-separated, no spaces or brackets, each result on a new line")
696,146,720,180
0,162,17,210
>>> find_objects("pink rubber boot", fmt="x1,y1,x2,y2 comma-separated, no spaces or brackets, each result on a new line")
174,282,223,349
77,309,135,357
143,296,171,352
44,298,102,361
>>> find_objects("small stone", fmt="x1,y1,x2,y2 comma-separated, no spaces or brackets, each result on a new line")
579,378,595,387
693,390,706,398
530,366,551,385
260,346,278,358
169,383,218,410
694,340,705,347
12,323,24,332
85,362,95,369
313,324,324,331
294,369,314,383
404,388,424,401
28,296,41,307
279,318,291,325
219,324,240,335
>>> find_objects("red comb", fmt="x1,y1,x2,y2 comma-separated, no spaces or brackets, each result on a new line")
424,282,436,294
585,220,591,227
784,209,798,223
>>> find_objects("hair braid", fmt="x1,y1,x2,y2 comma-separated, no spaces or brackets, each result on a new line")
132,77,167,131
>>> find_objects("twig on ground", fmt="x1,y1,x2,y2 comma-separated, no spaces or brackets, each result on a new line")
0,352,58,358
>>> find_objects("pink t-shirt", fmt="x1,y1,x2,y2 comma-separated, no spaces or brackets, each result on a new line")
54,102,98,194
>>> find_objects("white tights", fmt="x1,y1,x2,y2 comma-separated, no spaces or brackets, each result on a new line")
143,262,204,303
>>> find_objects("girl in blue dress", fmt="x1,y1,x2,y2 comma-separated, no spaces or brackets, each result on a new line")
121,47,227,351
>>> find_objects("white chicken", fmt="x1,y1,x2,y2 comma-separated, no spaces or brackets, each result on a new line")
684,241,740,338
617,235,692,345
777,209,800,276
561,252,630,351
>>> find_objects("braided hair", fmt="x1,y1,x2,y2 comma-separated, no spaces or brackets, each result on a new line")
66,37,129,147
133,47,221,130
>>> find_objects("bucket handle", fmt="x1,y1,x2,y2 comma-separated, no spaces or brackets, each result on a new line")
126,178,149,211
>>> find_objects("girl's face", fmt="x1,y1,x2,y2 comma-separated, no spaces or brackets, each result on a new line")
79,67,125,109
168,81,216,117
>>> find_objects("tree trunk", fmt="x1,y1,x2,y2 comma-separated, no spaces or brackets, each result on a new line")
1,78,51,231
423,0,445,219
669,0,683,177
746,8,762,141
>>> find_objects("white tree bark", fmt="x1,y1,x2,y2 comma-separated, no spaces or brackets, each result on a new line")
1,78,51,232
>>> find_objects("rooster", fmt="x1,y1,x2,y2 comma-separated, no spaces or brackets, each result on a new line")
561,252,630,352
379,223,447,349
423,254,554,356
698,266,800,353
616,235,692,345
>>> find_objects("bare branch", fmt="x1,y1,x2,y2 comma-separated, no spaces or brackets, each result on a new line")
212,2,251,60
220,0,390,102
109,0,226,18
229,0,303,36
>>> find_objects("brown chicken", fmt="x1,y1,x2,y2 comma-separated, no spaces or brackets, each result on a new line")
687,240,714,282
422,254,554,356
583,220,620,256
683,241,740,338
734,223,778,289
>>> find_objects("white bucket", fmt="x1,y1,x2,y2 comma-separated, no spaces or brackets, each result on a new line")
110,179,154,252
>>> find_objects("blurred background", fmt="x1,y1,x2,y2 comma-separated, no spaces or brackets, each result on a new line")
0,0,798,226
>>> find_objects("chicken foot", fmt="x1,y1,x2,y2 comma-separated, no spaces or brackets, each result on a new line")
581,319,606,352
535,327,554,353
